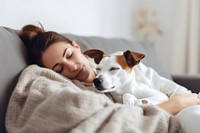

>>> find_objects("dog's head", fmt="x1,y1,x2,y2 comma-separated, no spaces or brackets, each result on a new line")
84,49,145,93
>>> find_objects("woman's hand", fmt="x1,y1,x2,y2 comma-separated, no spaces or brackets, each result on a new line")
157,93,200,115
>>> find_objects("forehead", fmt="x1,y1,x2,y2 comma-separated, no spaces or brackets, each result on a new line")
42,42,71,68
98,56,119,67
97,55,132,72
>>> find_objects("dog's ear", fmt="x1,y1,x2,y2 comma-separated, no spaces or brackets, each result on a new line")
123,50,145,67
83,49,105,64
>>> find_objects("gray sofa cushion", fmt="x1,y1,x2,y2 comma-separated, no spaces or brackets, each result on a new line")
0,27,28,133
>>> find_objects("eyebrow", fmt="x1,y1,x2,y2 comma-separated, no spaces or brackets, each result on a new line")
51,47,68,70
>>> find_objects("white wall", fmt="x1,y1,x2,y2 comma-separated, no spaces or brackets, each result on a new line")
0,0,136,38
132,0,177,73
0,0,176,74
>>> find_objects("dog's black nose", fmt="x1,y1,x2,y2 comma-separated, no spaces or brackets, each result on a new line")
93,78,103,88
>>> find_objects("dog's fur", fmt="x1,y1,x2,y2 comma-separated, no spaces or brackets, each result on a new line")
84,49,173,105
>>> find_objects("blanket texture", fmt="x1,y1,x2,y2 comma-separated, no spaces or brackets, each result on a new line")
6,65,180,133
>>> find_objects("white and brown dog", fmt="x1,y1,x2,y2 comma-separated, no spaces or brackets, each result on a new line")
84,49,199,106
84,49,166,105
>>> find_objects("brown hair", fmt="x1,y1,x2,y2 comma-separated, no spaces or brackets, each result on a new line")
19,24,72,66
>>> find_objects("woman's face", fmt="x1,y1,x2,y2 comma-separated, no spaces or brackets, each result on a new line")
42,41,95,83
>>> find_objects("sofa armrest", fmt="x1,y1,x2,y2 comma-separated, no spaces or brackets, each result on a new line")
172,75,200,93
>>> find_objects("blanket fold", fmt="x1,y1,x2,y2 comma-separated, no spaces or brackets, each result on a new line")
6,65,180,133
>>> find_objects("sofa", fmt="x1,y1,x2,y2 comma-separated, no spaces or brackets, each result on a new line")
0,26,199,133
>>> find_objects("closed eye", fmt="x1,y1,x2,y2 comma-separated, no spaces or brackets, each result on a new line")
58,66,64,73
110,67,119,71
63,47,73,59
67,53,73,59
96,68,101,71
53,64,64,74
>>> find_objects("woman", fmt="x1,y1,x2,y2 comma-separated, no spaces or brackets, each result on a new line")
19,24,200,132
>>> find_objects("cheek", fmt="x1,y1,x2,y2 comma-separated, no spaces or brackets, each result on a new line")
75,52,85,61
114,71,126,82
62,71,72,78
111,75,120,84
105,73,117,84
79,54,91,66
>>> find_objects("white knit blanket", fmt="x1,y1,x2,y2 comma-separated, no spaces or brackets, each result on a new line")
5,65,180,133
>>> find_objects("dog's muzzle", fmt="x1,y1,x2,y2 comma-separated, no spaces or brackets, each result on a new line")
93,78,103,90
93,77,116,93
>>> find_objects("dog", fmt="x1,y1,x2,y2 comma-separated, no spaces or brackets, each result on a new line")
84,49,181,106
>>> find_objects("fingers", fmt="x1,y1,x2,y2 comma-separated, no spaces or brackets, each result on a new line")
191,93,200,104
171,92,200,105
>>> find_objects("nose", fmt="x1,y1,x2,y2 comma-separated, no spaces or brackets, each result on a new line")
63,61,78,71
93,78,103,88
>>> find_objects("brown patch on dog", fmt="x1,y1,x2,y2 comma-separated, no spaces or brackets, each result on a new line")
123,50,145,67
116,55,132,73
116,51,145,73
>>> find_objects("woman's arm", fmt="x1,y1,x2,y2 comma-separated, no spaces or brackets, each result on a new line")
157,93,200,115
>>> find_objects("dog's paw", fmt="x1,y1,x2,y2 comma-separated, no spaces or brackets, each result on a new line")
198,92,200,99
122,93,137,106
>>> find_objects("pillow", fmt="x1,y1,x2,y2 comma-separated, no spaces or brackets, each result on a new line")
0,27,28,132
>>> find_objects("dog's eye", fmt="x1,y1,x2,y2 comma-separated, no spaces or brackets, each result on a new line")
96,68,101,71
110,67,119,71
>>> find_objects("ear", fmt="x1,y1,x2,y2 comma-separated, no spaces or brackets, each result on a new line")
83,49,105,64
123,50,145,67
